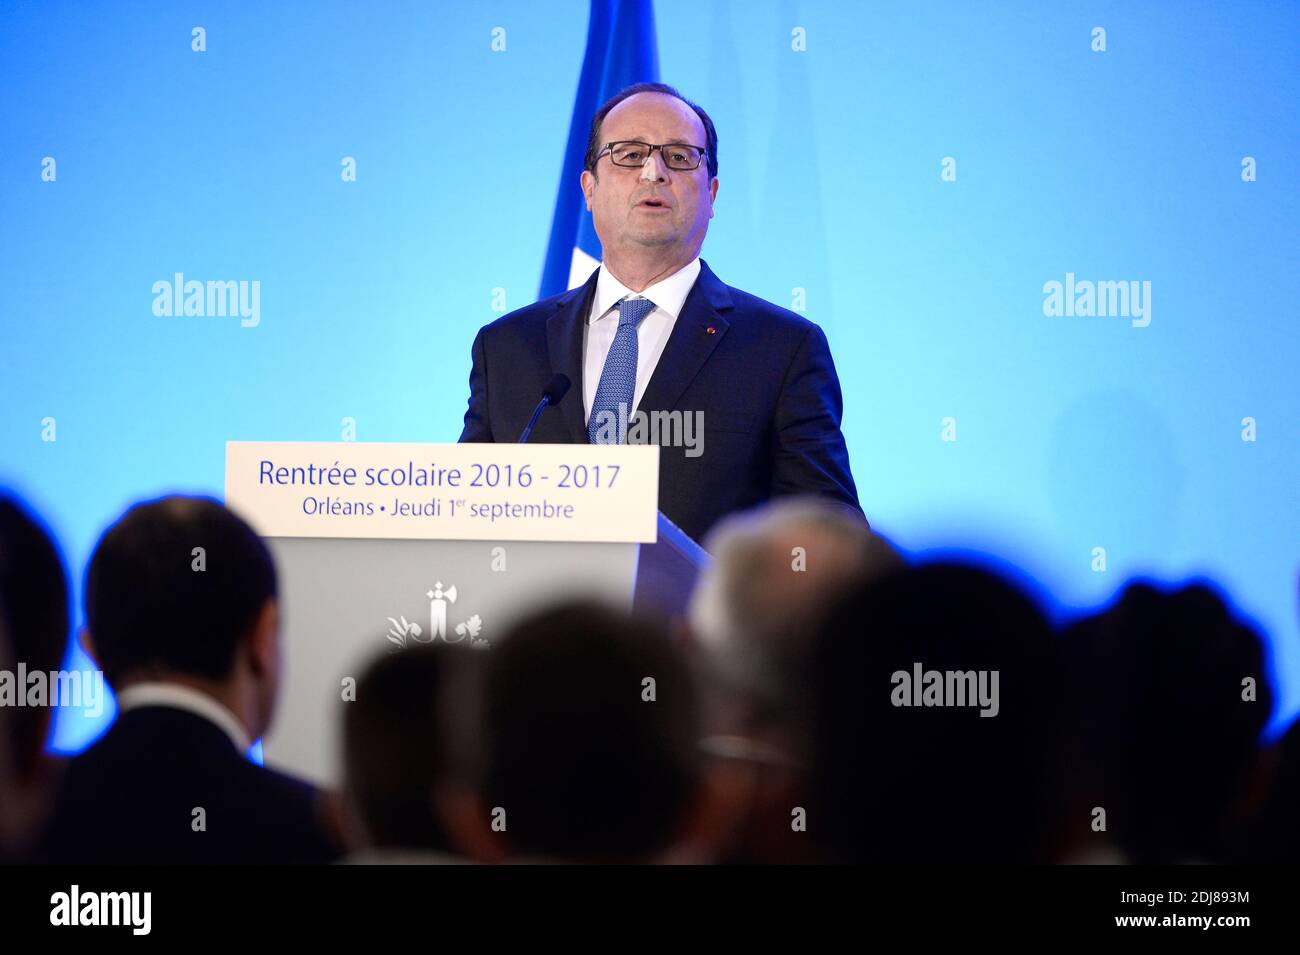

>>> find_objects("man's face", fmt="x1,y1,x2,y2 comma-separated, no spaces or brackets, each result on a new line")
581,92,718,260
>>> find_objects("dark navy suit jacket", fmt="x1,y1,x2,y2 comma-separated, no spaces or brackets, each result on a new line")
36,706,341,865
459,259,863,545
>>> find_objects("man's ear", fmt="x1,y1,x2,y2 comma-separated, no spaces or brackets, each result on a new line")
708,176,718,218
666,759,753,863
432,781,509,863
78,627,100,669
316,788,354,854
580,169,595,209
246,598,279,678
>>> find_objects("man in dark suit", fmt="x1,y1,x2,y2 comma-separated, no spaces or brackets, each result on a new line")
37,496,341,864
460,83,863,545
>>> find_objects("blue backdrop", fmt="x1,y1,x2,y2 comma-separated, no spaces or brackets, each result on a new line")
1,1,1296,752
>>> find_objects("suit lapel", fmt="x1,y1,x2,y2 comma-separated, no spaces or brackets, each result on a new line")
636,258,733,415
544,258,735,444
546,269,601,444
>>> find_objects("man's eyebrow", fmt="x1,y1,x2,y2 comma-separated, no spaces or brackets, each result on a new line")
606,135,697,143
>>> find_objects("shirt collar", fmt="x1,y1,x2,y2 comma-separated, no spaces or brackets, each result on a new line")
589,257,701,325
116,681,253,753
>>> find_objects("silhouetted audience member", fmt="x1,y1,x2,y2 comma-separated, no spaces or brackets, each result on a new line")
811,561,1064,864
1234,715,1300,863
0,495,71,860
442,601,712,863
37,496,341,864
691,496,902,739
1065,582,1272,864
340,642,474,863
0,607,19,861
13,482,1289,869
688,497,902,863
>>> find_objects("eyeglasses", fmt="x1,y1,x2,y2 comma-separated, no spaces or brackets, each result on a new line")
597,141,708,171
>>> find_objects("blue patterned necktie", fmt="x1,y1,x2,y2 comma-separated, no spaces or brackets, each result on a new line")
588,296,655,444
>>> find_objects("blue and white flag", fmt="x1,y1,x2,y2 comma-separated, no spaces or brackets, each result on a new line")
539,0,660,298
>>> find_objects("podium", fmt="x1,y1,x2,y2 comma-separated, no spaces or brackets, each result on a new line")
226,441,709,785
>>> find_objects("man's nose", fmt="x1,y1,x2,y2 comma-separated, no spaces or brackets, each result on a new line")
639,150,668,182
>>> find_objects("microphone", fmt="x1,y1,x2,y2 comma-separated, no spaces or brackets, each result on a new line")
518,374,571,443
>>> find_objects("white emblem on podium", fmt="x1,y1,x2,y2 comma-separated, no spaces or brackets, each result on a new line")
385,580,488,650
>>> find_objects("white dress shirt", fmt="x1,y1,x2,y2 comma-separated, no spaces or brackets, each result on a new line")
116,681,253,753
582,257,702,425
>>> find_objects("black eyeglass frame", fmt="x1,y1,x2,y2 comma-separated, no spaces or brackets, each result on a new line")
596,141,709,171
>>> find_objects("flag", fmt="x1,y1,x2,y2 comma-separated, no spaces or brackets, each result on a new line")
539,0,660,298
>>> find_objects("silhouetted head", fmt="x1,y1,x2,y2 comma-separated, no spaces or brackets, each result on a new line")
342,642,474,853
1234,715,1300,863
0,495,70,775
85,496,280,740
691,496,898,744
812,561,1063,863
1067,581,1272,863
469,600,702,862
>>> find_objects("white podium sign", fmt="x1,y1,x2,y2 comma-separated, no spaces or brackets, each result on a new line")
224,440,698,784
225,441,658,543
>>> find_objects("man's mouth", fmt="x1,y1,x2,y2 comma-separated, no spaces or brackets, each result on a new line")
637,199,670,210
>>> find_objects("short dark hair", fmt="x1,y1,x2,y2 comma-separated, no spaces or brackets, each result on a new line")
0,495,70,770
342,642,471,852
813,562,1063,864
478,600,701,861
1066,581,1272,863
584,82,718,179
85,496,277,686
